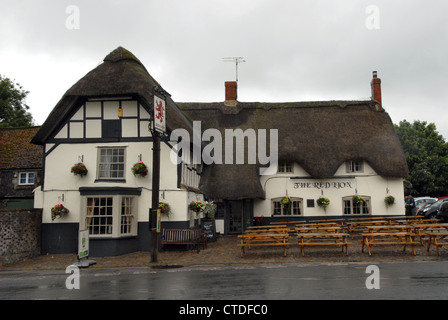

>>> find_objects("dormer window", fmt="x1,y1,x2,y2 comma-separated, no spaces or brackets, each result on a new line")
278,161,293,173
346,161,363,173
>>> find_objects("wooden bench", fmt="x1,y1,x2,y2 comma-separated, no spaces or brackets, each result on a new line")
296,232,352,257
361,231,418,256
238,230,290,257
161,229,204,253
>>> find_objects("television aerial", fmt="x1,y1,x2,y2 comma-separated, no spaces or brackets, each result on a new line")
222,57,245,82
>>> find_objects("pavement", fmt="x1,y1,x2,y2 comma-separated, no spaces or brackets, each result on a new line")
1,234,448,272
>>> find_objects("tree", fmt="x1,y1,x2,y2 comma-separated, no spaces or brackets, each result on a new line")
0,74,34,127
394,120,448,197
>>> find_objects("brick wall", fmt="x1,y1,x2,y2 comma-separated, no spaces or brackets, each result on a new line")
0,208,42,266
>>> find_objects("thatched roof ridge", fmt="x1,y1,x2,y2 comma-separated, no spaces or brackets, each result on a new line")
179,100,408,200
32,47,193,145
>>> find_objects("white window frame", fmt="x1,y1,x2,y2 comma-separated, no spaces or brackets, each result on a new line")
18,172,35,185
346,161,363,173
278,161,293,173
272,197,303,216
83,195,137,238
342,196,371,215
97,147,126,180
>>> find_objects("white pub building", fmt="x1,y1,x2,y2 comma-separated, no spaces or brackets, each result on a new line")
32,47,408,256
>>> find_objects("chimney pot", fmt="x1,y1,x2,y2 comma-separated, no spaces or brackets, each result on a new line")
371,71,382,104
225,81,237,104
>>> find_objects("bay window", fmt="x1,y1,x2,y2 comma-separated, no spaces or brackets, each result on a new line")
83,194,137,237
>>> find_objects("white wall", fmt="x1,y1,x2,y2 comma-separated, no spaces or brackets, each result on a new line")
39,140,200,224
256,161,405,218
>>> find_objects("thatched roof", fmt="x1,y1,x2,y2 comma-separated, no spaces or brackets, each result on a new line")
179,100,409,200
32,47,193,145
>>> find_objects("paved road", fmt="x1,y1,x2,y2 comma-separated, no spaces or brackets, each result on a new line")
1,261,447,301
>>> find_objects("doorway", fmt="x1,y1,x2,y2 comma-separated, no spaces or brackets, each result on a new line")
227,199,253,234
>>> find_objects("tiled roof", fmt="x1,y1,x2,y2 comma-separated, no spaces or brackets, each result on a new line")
0,127,43,169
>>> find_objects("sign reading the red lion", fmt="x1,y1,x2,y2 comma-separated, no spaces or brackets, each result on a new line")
154,95,166,134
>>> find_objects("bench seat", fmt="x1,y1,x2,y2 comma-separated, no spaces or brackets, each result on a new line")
161,229,204,253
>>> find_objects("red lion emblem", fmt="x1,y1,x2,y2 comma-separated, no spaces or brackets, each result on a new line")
155,99,165,124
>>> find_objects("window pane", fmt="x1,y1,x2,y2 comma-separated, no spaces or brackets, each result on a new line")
28,173,35,184
19,173,27,184
273,201,281,215
292,201,301,215
283,203,291,215
121,197,134,234
98,148,125,179
344,200,351,214
86,197,113,235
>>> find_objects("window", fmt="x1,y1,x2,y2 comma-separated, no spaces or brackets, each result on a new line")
121,197,134,235
19,172,35,185
98,147,125,179
272,197,303,216
343,196,371,215
87,197,113,235
346,161,363,173
278,161,293,173
85,195,137,237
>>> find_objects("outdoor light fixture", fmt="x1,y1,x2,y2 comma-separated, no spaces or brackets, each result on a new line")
118,106,123,117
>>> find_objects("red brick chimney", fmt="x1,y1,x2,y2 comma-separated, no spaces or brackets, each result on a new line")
371,71,382,104
225,81,237,105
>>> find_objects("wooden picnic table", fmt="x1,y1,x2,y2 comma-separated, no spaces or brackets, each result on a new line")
247,225,288,230
237,229,290,257
296,226,343,234
412,223,448,255
365,224,414,233
361,225,418,256
301,222,342,228
346,219,392,236
296,232,352,257
426,232,448,256
270,221,305,225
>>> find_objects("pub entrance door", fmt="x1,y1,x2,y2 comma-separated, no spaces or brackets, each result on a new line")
227,199,253,234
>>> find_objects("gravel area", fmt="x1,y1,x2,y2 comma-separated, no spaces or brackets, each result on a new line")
1,234,448,272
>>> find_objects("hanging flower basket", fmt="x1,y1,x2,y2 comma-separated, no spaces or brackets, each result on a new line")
132,162,148,177
203,201,217,219
384,195,395,207
281,196,291,206
158,202,171,216
189,201,205,213
317,197,330,208
51,204,69,221
352,195,364,206
71,162,88,177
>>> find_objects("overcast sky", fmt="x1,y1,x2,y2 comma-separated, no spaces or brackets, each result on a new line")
1,0,447,139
